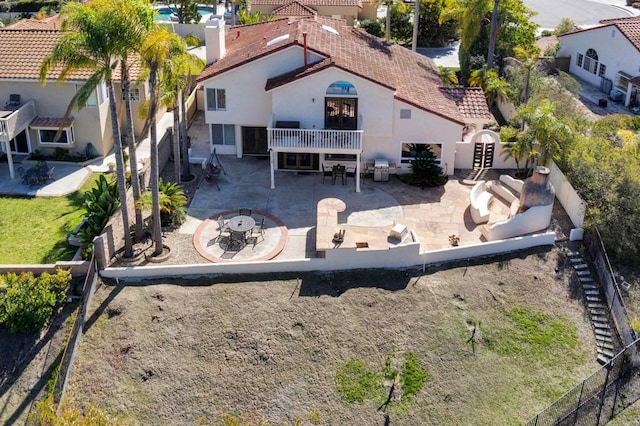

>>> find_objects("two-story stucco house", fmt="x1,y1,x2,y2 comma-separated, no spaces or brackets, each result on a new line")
0,16,151,179
557,15,640,108
196,17,494,192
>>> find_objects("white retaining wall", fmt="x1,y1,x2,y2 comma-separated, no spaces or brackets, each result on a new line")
548,161,585,228
159,22,206,42
100,231,555,280
455,140,519,170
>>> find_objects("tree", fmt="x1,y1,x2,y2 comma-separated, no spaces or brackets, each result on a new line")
389,2,413,43
412,0,420,51
399,144,448,188
139,28,200,255
469,66,512,106
511,44,540,104
171,0,201,24
40,0,137,257
438,66,459,86
516,99,573,168
158,36,204,183
554,17,574,35
486,0,498,68
120,0,156,242
359,19,384,38
417,0,458,47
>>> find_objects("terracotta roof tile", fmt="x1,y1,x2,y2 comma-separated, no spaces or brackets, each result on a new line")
198,17,473,123
272,1,317,17
31,116,75,127
560,16,640,52
3,15,62,30
253,0,362,6
440,87,493,120
0,27,143,82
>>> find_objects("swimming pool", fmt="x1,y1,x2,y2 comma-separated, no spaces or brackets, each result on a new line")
154,6,216,22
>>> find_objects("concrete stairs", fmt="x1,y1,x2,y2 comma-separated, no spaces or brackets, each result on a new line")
568,249,615,365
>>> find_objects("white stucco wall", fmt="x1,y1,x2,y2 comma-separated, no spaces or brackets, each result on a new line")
557,26,640,89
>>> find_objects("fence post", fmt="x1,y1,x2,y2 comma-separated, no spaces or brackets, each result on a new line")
572,380,586,425
596,362,613,425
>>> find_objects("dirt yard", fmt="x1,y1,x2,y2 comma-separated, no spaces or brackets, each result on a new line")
62,245,603,425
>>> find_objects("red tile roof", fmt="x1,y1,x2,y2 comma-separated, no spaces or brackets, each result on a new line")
198,17,487,124
272,1,318,17
31,116,75,128
253,0,362,6
440,87,493,120
560,15,640,53
3,15,62,30
0,26,143,82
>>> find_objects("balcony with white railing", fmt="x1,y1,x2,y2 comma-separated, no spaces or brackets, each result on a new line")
267,128,363,154
0,100,37,143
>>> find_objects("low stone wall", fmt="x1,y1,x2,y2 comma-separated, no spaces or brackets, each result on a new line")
0,261,91,278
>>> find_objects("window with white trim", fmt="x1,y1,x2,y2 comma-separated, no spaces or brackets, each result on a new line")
77,84,98,108
598,64,607,78
206,88,226,111
211,124,235,145
579,48,600,75
576,53,583,68
36,127,75,145
122,87,141,101
401,142,442,166
97,81,108,105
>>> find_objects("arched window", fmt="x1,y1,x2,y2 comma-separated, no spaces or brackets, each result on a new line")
325,81,357,95
582,48,599,75
325,81,358,130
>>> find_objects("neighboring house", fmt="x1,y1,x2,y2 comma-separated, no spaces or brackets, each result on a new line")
251,0,378,26
196,17,494,192
557,15,640,107
0,16,150,179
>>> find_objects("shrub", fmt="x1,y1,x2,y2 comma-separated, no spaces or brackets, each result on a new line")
359,19,384,38
499,125,518,142
0,269,71,333
399,144,448,188
77,174,120,257
138,179,188,227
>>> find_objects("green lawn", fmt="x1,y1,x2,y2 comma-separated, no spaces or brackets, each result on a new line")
0,173,102,264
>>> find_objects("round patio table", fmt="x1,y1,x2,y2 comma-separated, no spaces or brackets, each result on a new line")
227,215,255,233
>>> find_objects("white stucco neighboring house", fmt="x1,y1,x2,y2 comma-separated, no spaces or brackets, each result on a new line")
557,15,640,108
197,16,496,192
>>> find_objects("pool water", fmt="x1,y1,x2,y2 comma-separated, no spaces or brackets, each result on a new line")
154,6,216,21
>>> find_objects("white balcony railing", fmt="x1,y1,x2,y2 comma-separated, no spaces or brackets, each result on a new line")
0,100,37,143
267,128,363,153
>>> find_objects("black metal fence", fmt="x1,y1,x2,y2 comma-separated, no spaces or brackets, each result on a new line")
50,255,99,404
524,228,640,425
524,339,640,426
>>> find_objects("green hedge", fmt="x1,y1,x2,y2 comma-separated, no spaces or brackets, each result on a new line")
0,1,60,13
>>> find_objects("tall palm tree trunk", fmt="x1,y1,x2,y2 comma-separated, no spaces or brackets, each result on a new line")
121,62,144,241
487,0,499,68
412,0,420,51
107,79,133,258
180,88,192,181
149,68,163,256
385,0,391,42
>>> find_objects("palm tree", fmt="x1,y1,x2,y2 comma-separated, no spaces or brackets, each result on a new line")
486,0,499,68
516,99,573,168
159,36,203,183
512,44,540,104
438,66,459,86
139,27,199,255
469,67,511,106
412,0,420,51
119,0,156,242
40,0,136,258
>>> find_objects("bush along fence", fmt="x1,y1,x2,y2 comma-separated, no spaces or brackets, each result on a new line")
49,254,99,404
525,228,639,425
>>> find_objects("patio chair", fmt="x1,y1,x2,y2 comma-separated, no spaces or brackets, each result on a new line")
345,167,356,184
238,208,252,217
321,164,332,184
5,94,20,109
217,215,230,238
251,217,265,242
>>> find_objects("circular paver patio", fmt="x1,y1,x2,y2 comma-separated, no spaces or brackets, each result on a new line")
193,210,288,262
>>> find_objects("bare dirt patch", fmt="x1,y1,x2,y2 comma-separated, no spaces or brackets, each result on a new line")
65,245,601,425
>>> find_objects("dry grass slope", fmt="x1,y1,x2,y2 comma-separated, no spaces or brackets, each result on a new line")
65,246,600,425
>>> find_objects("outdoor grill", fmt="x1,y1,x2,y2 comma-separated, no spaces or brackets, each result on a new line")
374,159,389,182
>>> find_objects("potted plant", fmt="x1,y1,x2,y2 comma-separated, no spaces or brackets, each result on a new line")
333,229,346,243
449,234,460,247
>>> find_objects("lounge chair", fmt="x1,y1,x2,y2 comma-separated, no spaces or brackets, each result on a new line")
321,164,332,184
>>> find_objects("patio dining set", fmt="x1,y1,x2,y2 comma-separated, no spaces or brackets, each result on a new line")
18,161,55,187
216,208,265,250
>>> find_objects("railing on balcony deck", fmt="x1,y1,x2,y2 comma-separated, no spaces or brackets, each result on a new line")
267,128,363,153
0,100,36,143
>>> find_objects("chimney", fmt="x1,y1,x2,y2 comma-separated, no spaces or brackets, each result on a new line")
204,17,226,64
303,32,308,66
